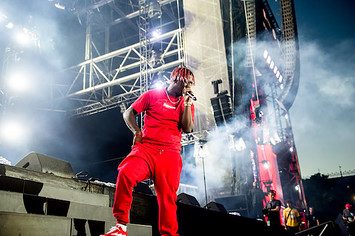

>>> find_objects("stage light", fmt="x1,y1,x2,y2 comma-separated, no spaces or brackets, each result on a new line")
149,49,164,67
151,29,161,39
266,56,271,64
261,160,270,169
0,121,25,143
263,50,268,59
150,71,167,89
7,72,30,92
151,79,165,89
295,185,300,191
273,66,278,74
278,75,283,83
276,71,280,78
290,147,294,152
15,31,31,46
270,61,274,70
148,0,162,19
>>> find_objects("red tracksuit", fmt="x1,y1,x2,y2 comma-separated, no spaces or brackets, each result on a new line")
113,88,194,236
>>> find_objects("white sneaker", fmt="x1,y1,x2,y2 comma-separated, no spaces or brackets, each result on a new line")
100,223,127,236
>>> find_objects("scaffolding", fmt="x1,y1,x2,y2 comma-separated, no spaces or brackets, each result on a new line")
52,0,183,118
0,0,307,212
276,0,300,111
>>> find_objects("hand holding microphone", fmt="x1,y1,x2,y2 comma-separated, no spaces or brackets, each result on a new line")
186,91,197,101
183,77,197,101
183,83,197,102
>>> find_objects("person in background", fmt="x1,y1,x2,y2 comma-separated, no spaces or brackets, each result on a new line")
306,206,320,229
101,66,195,236
250,181,266,219
343,204,355,236
283,200,300,235
264,190,282,233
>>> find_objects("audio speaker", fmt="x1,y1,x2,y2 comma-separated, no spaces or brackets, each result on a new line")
204,201,228,214
210,94,233,125
176,193,200,207
15,152,74,178
215,195,249,215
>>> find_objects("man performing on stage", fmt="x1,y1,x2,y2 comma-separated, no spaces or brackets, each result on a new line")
102,66,195,236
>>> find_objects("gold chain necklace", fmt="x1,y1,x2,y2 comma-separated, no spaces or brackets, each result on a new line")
165,88,181,104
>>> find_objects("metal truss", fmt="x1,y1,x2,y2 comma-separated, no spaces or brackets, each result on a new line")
138,0,152,126
51,0,211,148
280,0,298,79
276,0,300,111
242,0,256,69
181,130,211,146
68,89,141,118
138,0,151,96
51,0,183,117
55,28,183,117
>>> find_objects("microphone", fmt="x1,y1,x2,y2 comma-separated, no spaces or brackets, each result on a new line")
186,91,197,101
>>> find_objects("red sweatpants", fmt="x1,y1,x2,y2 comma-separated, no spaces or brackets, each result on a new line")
113,142,182,236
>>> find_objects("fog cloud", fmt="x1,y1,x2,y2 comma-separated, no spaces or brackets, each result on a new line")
290,37,355,177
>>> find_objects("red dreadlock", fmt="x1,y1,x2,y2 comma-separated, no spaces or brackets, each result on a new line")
170,66,195,85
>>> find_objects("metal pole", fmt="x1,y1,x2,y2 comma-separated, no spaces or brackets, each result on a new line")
201,155,208,206
229,0,235,109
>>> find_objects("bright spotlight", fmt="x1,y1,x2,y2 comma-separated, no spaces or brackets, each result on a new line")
295,185,300,191
263,50,268,59
278,75,283,83
152,29,161,39
152,80,165,89
7,72,30,92
0,121,25,143
262,160,270,169
273,66,278,74
15,31,31,46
